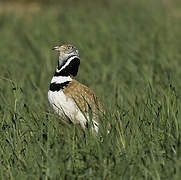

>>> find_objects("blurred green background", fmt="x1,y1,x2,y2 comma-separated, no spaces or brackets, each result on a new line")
0,0,181,179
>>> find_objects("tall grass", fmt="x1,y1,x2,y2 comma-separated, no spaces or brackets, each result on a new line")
0,0,181,179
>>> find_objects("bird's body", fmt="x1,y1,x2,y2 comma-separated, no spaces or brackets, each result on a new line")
48,44,103,133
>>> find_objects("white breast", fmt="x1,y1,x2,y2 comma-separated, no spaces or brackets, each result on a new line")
48,90,87,128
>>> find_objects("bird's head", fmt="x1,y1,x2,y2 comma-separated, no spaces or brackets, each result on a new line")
52,44,79,60
52,44,80,74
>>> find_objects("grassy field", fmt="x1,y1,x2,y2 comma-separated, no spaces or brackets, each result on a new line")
0,0,181,179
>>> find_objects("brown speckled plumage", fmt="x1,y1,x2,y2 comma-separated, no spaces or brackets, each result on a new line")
63,79,103,121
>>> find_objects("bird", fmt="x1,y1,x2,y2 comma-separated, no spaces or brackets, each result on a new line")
48,44,104,133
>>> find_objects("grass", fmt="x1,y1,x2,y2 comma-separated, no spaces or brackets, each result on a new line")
0,0,181,179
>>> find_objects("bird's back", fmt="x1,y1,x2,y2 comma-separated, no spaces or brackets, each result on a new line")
63,79,103,120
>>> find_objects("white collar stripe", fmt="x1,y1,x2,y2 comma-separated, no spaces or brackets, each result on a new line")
51,76,72,84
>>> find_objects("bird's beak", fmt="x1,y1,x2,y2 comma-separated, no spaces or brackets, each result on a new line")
52,46,60,51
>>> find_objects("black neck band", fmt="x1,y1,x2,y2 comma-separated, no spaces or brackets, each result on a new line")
54,57,80,77
49,81,71,91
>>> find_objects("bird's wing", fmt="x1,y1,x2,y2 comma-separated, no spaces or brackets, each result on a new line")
63,79,103,119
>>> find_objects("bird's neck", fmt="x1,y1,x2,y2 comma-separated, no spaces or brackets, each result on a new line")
49,55,80,92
